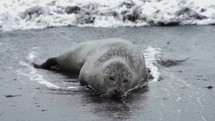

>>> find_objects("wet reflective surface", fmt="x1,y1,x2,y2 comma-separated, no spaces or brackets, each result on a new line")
0,26,215,121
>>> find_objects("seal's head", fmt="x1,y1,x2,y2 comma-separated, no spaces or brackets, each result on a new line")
101,60,133,97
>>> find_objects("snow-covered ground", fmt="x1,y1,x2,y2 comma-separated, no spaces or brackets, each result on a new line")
0,0,215,31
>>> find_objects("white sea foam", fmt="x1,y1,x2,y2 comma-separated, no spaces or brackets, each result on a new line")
143,46,161,82
0,0,215,31
27,47,38,61
18,48,61,88
17,47,78,90
18,61,60,89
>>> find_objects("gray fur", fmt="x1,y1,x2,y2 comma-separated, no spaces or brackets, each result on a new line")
50,38,148,97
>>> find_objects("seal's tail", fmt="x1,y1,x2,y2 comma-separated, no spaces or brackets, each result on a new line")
32,57,58,70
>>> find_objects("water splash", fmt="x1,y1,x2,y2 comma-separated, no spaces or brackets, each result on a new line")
143,46,161,82
17,47,79,90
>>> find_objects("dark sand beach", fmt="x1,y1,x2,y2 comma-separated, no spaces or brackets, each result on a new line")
0,26,215,121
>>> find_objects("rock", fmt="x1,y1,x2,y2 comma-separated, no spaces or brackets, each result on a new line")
5,95,21,98
65,6,81,14
205,86,213,89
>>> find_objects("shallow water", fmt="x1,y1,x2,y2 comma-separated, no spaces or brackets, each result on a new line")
0,26,214,121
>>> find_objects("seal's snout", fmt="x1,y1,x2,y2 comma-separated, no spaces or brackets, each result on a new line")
110,89,124,97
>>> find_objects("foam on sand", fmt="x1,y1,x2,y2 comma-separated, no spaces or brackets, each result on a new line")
143,46,161,82
17,47,79,90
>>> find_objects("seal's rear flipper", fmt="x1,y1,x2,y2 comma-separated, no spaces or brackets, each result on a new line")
32,63,42,68
156,57,190,67
32,57,58,70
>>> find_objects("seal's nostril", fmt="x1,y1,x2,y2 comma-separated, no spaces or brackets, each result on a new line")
114,89,121,94
109,76,115,81
115,89,118,94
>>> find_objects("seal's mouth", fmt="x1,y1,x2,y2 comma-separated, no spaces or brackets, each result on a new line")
111,93,124,99
99,89,126,98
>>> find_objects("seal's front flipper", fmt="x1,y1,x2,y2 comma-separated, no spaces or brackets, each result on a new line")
32,57,58,70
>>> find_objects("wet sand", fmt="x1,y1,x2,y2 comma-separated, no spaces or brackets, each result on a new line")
0,26,215,121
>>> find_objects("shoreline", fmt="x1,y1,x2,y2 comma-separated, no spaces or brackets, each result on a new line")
0,26,215,121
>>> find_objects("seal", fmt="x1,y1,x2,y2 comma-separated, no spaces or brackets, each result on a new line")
33,38,149,97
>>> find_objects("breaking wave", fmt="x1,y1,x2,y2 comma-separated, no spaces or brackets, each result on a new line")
1,0,215,31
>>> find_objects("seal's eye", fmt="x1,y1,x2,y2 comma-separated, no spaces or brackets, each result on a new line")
123,79,128,83
109,76,115,81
